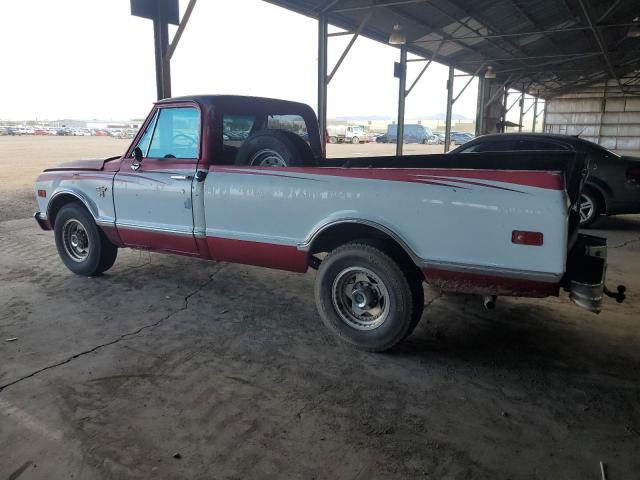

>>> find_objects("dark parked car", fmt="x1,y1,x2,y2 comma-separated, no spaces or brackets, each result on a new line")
450,133,640,227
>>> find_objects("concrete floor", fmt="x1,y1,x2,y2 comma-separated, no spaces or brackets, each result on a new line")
1,215,639,479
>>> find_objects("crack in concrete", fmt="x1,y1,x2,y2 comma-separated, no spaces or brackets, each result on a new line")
609,236,640,249
0,265,222,394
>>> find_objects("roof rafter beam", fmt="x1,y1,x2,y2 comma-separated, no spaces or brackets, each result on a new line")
410,23,638,43
596,0,622,24
577,0,625,94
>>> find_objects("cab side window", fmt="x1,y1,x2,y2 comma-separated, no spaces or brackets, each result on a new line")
136,110,158,157
145,107,200,159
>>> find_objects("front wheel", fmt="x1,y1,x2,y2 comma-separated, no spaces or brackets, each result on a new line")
314,243,416,352
579,189,601,228
351,136,360,144
54,203,118,276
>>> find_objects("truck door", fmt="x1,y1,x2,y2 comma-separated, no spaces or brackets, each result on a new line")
113,105,200,255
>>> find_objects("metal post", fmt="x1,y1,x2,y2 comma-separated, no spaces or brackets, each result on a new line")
542,102,548,132
317,13,328,155
396,44,407,156
444,66,454,152
500,86,508,132
532,96,538,132
518,90,525,132
475,73,485,136
153,13,171,99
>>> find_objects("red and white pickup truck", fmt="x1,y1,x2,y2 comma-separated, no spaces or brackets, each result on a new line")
34,95,625,351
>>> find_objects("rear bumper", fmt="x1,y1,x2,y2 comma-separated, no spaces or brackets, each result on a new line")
563,234,608,313
34,212,51,231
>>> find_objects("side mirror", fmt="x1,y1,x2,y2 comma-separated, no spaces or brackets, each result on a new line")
131,147,143,171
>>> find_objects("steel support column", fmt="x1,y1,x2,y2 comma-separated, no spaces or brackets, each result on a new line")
518,89,525,132
500,87,509,133
444,66,454,152
317,13,328,154
396,44,407,156
532,96,539,132
153,14,171,99
475,73,485,136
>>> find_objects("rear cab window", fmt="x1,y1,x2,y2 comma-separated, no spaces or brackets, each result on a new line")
218,106,318,165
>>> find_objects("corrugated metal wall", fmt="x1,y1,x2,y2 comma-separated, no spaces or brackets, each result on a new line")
544,80,640,155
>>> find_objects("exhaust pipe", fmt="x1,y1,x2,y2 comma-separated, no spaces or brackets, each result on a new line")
483,295,497,310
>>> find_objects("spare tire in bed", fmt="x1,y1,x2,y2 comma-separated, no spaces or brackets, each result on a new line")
234,129,317,167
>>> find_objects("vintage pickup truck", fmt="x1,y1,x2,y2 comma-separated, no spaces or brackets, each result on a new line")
34,95,625,351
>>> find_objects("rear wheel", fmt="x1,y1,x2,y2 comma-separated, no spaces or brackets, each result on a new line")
314,243,416,352
579,188,601,228
329,136,338,144
54,203,118,276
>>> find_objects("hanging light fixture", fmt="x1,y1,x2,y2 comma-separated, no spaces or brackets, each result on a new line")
388,24,407,45
484,66,496,79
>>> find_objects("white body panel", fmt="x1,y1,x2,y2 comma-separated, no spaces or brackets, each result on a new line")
35,165,569,283
204,167,568,280
113,169,196,235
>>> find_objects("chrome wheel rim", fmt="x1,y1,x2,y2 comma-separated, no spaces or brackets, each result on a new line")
579,194,594,223
331,267,389,331
62,218,90,262
249,149,287,167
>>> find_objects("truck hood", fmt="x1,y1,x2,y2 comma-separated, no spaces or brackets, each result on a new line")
43,156,121,172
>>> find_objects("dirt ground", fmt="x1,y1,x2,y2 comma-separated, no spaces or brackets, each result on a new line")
1,137,639,479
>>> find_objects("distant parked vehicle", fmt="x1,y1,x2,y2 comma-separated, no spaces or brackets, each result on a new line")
386,124,433,144
430,132,445,144
0,127,17,135
327,125,366,144
450,133,640,227
450,132,473,145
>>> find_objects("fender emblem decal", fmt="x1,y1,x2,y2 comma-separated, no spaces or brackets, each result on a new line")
96,186,108,197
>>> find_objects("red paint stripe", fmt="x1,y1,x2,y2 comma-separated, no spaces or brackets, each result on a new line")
207,236,308,273
213,166,564,190
422,267,559,297
117,228,200,256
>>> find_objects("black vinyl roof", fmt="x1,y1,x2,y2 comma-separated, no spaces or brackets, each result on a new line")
265,0,640,98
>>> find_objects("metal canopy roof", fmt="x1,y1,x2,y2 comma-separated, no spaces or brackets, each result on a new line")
265,0,640,98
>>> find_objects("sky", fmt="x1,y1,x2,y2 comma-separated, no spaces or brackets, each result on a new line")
0,0,496,123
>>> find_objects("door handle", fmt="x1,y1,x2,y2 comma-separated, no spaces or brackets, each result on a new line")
170,175,192,181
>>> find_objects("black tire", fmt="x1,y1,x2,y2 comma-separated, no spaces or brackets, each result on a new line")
234,129,317,167
579,187,601,228
351,136,360,144
314,242,416,352
329,136,338,144
54,203,118,276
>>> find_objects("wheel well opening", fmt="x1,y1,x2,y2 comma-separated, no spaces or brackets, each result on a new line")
309,223,422,280
48,194,86,228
